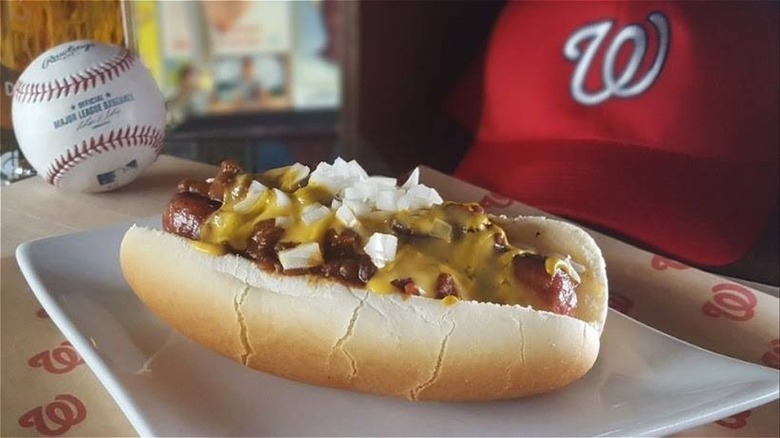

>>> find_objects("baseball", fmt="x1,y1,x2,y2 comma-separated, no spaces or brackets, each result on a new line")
12,40,165,192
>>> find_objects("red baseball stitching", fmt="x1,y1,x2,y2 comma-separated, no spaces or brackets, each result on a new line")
13,48,135,103
45,125,163,186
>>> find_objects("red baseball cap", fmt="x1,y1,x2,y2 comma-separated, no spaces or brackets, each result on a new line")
453,1,779,267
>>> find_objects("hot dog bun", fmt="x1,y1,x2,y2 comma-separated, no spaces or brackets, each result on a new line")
120,215,607,401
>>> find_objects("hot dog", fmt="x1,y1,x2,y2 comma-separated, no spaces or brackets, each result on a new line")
120,159,608,401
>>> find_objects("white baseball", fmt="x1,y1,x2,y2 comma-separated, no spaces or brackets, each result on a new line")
12,40,165,192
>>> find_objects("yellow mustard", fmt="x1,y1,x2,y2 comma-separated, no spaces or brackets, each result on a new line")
195,165,576,307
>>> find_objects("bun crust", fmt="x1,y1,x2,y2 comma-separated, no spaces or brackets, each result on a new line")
120,216,608,401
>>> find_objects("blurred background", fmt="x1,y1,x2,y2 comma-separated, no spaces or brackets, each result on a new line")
1,0,500,182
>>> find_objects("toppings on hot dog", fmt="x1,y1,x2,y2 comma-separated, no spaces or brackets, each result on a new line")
121,158,608,401
162,159,583,317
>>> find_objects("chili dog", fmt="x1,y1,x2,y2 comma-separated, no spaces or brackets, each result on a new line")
121,159,608,401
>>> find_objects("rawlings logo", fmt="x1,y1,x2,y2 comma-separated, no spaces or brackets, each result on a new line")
28,341,84,374
563,11,670,105
42,43,95,69
701,283,757,322
18,394,87,436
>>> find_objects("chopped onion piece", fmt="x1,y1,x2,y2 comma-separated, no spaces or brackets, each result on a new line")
335,204,358,227
309,157,368,196
397,193,428,211
278,243,323,271
248,179,267,193
331,199,342,210
289,162,310,178
400,168,419,189
560,256,584,283
363,233,398,269
406,184,443,204
376,189,402,212
233,180,267,213
333,156,348,168
301,204,331,225
343,200,370,216
342,186,362,201
368,176,397,187
308,163,341,194
274,216,292,228
342,183,376,202
273,188,291,208
346,159,369,179
431,218,452,242
284,163,310,189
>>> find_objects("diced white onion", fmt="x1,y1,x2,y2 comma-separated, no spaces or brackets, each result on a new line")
397,193,423,211
311,158,443,215
309,157,370,196
346,159,369,179
278,243,323,271
431,218,452,242
376,189,402,212
396,184,443,211
406,184,443,204
363,233,398,269
287,163,310,186
301,204,331,225
401,168,419,190
368,176,397,187
233,180,267,213
561,256,584,283
342,186,362,201
343,199,370,216
273,188,291,208
274,216,292,228
335,204,358,227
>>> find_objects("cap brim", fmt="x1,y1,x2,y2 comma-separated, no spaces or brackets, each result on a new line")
456,139,778,266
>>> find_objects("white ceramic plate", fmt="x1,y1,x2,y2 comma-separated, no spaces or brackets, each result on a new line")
17,218,780,437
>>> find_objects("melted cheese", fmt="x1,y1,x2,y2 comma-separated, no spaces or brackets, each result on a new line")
197,165,575,307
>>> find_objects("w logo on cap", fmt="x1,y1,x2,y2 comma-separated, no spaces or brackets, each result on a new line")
564,12,670,105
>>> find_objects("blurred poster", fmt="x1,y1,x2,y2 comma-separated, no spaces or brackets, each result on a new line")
157,1,209,124
210,53,291,112
137,0,340,121
202,1,293,113
291,0,341,109
204,1,291,55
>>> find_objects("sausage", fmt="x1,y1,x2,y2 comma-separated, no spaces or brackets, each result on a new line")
513,254,577,316
177,179,211,198
162,192,221,240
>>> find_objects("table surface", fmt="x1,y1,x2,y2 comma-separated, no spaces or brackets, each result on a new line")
1,156,214,437
1,155,777,437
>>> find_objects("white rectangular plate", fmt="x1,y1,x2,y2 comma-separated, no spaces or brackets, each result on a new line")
17,217,779,437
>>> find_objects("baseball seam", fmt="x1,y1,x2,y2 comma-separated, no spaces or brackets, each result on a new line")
45,125,164,186
13,48,136,103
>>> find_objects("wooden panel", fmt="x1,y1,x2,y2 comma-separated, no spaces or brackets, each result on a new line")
349,1,505,175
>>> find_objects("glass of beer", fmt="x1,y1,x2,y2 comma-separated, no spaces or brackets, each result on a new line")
0,0,133,184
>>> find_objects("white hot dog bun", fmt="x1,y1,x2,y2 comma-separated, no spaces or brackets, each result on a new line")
120,214,607,401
